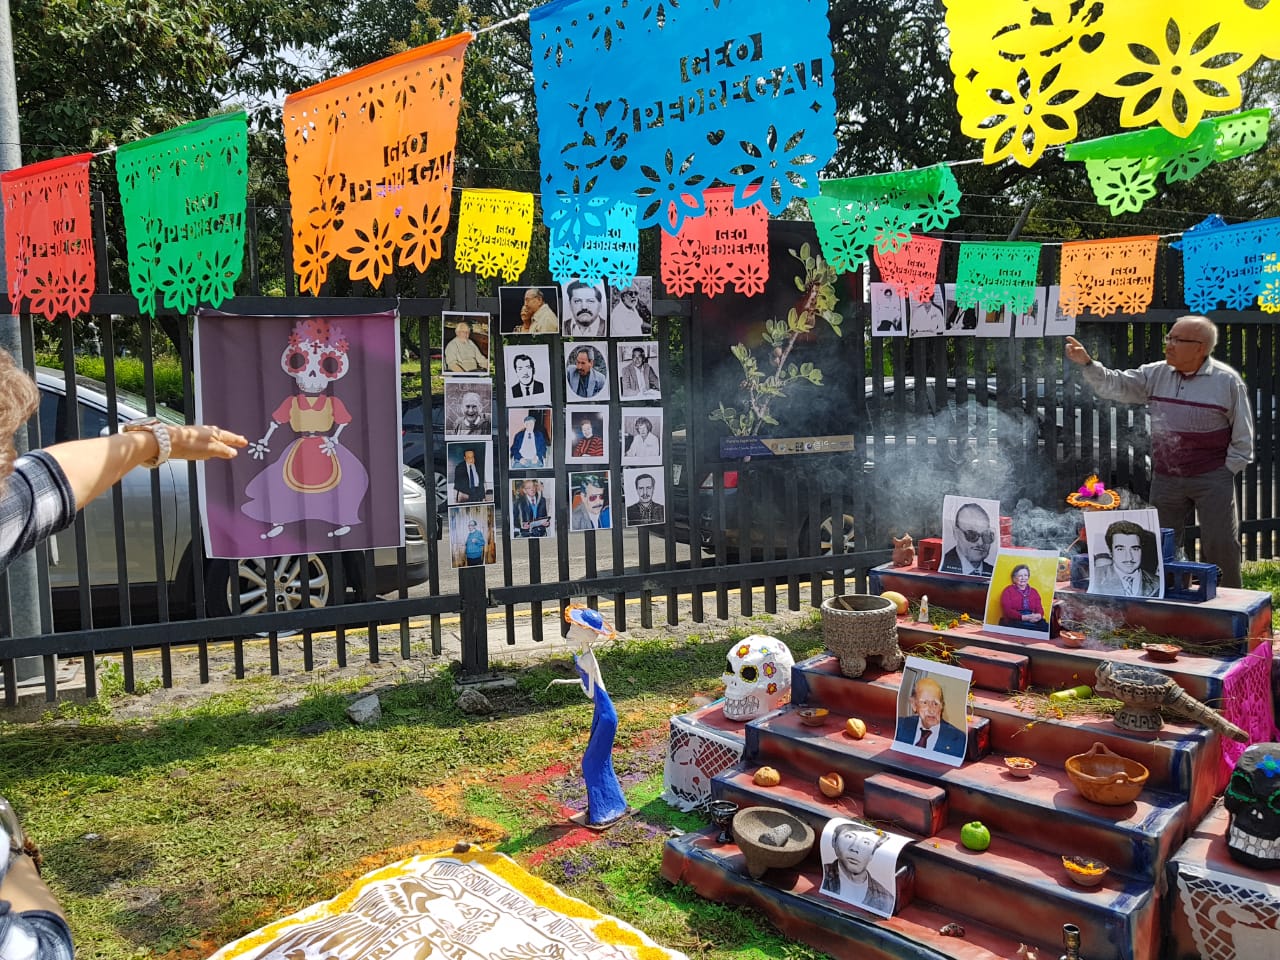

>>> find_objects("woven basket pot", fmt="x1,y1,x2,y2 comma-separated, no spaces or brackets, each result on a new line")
820,594,904,678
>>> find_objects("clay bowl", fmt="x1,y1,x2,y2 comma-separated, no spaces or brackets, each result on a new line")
797,707,829,727
732,806,815,880
1062,855,1110,887
1143,643,1181,663
1059,630,1086,648
1065,742,1149,805
1003,756,1038,778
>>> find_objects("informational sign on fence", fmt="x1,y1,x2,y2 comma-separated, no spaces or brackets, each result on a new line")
720,435,855,459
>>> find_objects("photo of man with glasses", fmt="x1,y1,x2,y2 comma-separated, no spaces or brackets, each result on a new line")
1066,315,1253,588
569,471,612,531
940,497,999,577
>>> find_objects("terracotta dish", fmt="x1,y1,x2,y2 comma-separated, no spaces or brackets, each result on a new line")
798,707,829,727
1143,643,1180,663
1065,742,1149,805
1004,756,1037,778
1059,630,1086,648
1062,855,1110,887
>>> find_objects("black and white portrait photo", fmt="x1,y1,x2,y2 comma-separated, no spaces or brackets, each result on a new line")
443,380,493,438
870,282,906,337
499,285,560,335
564,341,610,402
621,408,663,465
939,495,1001,578
609,276,653,337
562,278,609,338
616,341,662,400
623,467,665,526
818,818,909,918
1085,508,1164,599
504,344,551,405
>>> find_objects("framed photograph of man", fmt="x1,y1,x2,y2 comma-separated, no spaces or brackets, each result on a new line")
449,503,496,568
621,407,663,464
974,302,1012,339
1043,285,1077,337
942,283,979,335
984,547,1060,638
565,405,609,464
504,344,551,406
908,284,946,339
564,341,610,402
507,407,553,471
623,467,665,527
616,341,662,400
870,282,907,337
447,439,493,505
499,285,560,336
509,477,555,540
818,818,910,917
1010,287,1048,339
939,495,1002,578
609,276,654,337
440,311,491,375
568,470,612,532
443,380,494,438
561,278,609,338
1084,508,1164,599
890,656,973,768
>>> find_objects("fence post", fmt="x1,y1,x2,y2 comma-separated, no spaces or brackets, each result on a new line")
458,566,489,676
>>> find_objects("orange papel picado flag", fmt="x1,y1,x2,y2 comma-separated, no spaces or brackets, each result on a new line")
283,33,471,294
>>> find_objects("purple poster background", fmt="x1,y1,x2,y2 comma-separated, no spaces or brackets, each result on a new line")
195,309,403,559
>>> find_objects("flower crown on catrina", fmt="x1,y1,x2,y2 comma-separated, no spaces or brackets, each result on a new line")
288,318,349,354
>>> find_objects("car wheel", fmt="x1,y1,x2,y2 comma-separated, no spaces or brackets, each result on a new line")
433,471,448,534
807,511,856,555
205,554,337,618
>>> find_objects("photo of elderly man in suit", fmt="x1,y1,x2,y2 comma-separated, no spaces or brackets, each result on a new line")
940,498,999,577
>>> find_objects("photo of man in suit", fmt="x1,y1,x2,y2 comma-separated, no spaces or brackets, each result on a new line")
566,345,607,400
452,446,487,504
625,472,664,526
563,279,608,337
1091,518,1161,597
512,478,552,538
570,472,611,531
509,353,546,400
820,821,895,915
941,502,997,577
509,413,549,469
894,676,967,759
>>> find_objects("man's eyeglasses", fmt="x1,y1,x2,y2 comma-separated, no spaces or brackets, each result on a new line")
957,528,996,544
585,492,605,502
1164,335,1204,346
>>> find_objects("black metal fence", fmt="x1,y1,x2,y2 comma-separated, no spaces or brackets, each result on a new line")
2,201,1276,706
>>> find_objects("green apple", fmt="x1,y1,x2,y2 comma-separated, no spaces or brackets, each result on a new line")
960,821,991,851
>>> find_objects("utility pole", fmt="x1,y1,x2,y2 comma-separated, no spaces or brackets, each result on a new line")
0,0,47,684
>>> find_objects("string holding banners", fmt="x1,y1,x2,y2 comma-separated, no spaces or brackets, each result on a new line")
1,153,95,321
283,33,470,294
1058,236,1159,318
1064,110,1272,215
454,188,534,282
1181,217,1280,314
954,241,1041,314
115,111,248,317
660,186,769,298
529,0,837,235
809,165,961,276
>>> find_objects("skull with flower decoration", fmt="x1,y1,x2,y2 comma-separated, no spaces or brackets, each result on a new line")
1224,743,1280,869
282,318,350,394
721,636,795,721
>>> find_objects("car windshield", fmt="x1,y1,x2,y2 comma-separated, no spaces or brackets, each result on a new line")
39,366,187,425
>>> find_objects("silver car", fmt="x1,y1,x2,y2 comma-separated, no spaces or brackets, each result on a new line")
35,368,429,624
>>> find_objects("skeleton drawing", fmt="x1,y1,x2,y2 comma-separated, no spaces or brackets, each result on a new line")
241,318,370,539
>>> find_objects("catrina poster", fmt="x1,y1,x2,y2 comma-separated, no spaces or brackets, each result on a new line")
194,309,404,559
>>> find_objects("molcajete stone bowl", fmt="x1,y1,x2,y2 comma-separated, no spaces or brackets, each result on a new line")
732,806,815,879
1065,742,1149,806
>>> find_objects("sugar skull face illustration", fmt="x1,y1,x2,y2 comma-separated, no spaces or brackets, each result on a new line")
722,635,795,721
281,318,350,394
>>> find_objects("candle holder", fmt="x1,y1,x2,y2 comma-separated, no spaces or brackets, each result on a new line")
708,800,739,844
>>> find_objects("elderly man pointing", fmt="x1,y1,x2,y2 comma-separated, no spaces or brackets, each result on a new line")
1065,315,1253,587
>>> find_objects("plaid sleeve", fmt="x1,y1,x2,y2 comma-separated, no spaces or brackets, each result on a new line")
0,451,77,575
0,904,74,960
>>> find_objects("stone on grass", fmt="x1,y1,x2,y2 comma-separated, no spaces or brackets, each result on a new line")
457,688,493,715
346,694,382,726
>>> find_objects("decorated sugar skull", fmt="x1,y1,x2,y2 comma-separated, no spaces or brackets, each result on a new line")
282,318,350,394
1224,742,1280,869
722,635,794,721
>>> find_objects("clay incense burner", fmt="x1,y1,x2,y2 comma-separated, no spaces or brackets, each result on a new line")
1093,661,1249,741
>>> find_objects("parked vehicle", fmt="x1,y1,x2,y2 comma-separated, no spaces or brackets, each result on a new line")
35,368,430,626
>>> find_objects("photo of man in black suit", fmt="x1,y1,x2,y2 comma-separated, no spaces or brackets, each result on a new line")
451,445,488,504
509,353,546,400
941,502,996,577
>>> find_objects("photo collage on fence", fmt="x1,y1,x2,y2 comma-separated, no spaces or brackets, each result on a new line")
442,310,498,568
495,276,665,542
871,282,1076,340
